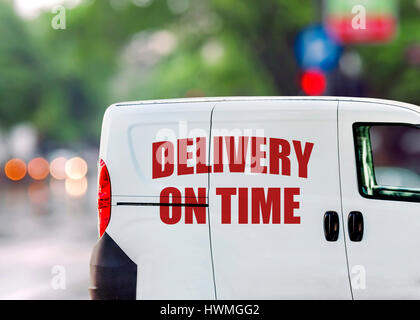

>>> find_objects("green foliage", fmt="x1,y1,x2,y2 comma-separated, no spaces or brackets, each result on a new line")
0,2,43,127
0,0,419,144
357,0,420,105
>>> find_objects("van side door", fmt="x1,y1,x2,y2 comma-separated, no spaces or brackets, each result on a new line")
209,99,352,299
338,100,420,299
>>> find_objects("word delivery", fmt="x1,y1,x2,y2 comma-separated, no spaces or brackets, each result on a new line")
152,136,315,225
153,136,314,178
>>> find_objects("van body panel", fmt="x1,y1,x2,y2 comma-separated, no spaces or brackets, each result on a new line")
208,100,352,299
100,102,214,199
92,96,420,300
105,206,215,299
338,101,420,299
99,101,216,299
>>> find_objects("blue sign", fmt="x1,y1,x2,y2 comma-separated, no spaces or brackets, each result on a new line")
294,24,342,72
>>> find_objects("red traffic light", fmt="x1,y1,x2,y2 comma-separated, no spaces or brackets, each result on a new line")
300,69,327,96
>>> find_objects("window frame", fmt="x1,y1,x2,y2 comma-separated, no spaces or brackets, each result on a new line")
353,122,420,203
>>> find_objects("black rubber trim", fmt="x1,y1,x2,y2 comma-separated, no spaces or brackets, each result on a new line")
117,202,208,207
89,232,137,300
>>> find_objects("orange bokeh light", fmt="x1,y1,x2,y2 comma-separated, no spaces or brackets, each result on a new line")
5,158,27,181
49,157,67,180
28,157,50,180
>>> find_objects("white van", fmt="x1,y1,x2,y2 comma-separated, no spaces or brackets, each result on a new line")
89,97,420,300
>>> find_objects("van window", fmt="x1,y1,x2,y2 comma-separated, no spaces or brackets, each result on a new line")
353,123,420,202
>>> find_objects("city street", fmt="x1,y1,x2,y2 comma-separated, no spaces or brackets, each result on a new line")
0,174,97,299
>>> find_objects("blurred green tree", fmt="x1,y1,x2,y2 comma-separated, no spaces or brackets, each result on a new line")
0,2,44,127
358,0,420,105
0,0,419,145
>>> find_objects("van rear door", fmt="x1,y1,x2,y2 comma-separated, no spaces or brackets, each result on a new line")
101,101,216,299
209,99,352,299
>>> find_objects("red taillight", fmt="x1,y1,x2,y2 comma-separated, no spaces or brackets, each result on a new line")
98,159,111,237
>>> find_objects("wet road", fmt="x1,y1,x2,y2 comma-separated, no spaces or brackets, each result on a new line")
0,173,98,299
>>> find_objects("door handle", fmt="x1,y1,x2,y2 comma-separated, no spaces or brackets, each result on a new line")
348,211,364,242
324,211,339,241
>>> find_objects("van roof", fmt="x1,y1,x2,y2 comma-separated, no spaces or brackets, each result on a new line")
115,96,420,114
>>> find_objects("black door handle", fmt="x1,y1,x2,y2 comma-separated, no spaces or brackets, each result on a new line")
348,211,364,242
324,211,339,241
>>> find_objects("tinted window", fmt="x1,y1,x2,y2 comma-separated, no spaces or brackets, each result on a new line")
354,124,420,202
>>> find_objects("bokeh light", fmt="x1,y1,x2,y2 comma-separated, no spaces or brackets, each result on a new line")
4,158,27,181
65,177,88,197
49,157,67,180
65,157,88,180
28,157,49,180
301,69,327,96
